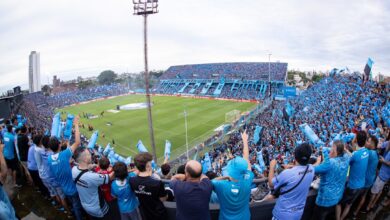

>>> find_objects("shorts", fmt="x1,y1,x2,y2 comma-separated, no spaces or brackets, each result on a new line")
5,158,18,171
371,176,386,194
339,187,361,205
41,178,65,199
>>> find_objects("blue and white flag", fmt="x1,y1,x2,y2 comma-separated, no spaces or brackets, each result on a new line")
125,157,132,166
202,152,212,173
63,114,74,140
286,102,295,117
299,123,322,147
257,151,266,172
103,143,112,156
51,113,61,138
253,125,262,144
164,140,171,159
136,140,148,153
57,122,65,139
87,130,99,149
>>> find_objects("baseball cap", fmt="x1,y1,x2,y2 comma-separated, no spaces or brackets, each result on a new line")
226,156,249,180
294,143,312,165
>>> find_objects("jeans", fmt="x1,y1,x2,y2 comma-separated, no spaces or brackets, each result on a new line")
67,192,83,220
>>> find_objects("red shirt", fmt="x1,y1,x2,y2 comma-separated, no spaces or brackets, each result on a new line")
95,167,114,202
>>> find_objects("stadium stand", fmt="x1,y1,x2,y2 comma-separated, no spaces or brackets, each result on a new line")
2,70,390,220
154,62,288,100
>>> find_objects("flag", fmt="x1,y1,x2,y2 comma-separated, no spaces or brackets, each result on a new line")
286,102,295,117
202,152,211,173
299,123,322,147
57,122,65,139
253,125,262,144
125,156,132,166
103,143,112,156
136,140,148,153
257,151,266,172
164,140,171,159
97,146,104,154
63,114,74,140
87,130,99,149
364,57,374,81
51,113,61,138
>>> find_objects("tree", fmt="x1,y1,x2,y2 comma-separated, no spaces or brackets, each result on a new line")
312,74,324,82
98,70,117,85
78,80,95,89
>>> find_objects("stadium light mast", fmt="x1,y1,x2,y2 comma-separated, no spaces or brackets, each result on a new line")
133,0,159,163
268,53,272,98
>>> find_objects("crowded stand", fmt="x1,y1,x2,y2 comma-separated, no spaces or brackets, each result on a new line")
154,62,287,100
16,83,129,132
161,63,288,81
1,73,390,220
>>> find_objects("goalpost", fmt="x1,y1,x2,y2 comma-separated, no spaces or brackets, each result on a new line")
225,110,241,124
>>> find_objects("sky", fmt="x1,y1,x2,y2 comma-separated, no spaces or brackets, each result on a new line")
0,0,389,91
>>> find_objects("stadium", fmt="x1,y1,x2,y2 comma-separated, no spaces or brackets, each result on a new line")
1,1,390,220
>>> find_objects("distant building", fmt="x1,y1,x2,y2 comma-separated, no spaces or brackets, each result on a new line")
29,51,41,92
374,73,385,82
53,75,61,87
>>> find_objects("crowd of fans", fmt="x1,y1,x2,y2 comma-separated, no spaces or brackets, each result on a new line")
16,83,129,132
155,62,287,100
161,63,288,81
0,73,389,220
155,80,272,100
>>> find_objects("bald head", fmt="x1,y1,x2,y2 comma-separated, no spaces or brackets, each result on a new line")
185,160,202,179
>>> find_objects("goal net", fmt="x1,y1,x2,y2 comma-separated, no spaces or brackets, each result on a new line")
225,110,241,123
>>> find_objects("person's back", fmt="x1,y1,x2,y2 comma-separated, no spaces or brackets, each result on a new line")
27,144,38,172
378,149,390,182
129,175,167,220
213,172,254,220
35,146,54,181
315,152,350,207
272,165,314,219
3,131,15,160
170,160,212,220
365,148,379,188
269,143,314,220
48,147,77,196
129,152,167,220
349,147,369,189
17,129,29,162
111,162,140,220
72,166,110,217
172,179,212,219
95,157,115,203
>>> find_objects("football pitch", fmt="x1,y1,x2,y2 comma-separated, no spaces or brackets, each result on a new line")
59,95,256,161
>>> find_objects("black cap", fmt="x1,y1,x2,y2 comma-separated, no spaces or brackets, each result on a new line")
294,143,312,165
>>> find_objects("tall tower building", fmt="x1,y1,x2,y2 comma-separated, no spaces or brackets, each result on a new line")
29,51,41,93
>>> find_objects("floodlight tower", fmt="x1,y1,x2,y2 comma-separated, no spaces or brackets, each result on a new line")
133,0,159,163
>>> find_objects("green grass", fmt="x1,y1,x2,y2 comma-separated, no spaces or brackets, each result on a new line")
59,95,256,161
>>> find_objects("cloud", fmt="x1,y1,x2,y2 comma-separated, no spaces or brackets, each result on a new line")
0,0,389,91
